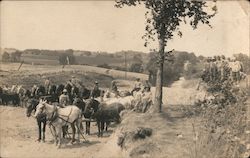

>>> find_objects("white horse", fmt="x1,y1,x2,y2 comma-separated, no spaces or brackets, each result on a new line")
105,96,136,110
34,100,83,148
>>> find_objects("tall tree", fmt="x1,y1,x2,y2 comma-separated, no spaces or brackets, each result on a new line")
116,0,217,112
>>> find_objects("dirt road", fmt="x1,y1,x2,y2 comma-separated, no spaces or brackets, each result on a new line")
0,106,120,158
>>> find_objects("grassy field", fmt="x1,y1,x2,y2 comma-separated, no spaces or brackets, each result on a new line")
19,53,148,68
0,62,148,89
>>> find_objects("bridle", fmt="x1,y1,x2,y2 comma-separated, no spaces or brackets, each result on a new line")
41,103,74,124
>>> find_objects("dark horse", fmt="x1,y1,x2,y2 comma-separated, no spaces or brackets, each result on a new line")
71,86,80,99
85,99,124,137
80,86,91,100
83,99,100,135
64,83,73,103
41,85,58,103
36,85,46,97
56,84,64,101
26,99,47,142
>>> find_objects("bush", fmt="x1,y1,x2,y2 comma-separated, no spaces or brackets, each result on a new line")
190,79,248,158
97,63,111,69
129,63,144,73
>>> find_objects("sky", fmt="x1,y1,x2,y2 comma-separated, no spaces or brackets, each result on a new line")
0,1,249,57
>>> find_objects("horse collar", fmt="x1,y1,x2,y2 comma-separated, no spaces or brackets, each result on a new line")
49,105,58,122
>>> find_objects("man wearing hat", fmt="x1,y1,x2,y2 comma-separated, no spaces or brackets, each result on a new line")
71,75,82,88
59,89,70,107
141,85,152,113
110,81,119,97
91,81,100,98
44,77,52,94
131,78,142,95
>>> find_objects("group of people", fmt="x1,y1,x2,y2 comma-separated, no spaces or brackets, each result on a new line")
202,55,245,84
42,76,153,113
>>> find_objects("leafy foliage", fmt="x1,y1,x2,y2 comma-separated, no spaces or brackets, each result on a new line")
147,51,202,86
115,0,216,47
234,53,250,74
58,49,76,65
2,51,22,62
192,78,248,158
2,52,10,62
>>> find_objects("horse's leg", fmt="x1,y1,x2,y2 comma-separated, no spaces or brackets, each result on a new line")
79,121,84,133
76,119,81,143
86,121,90,135
52,125,58,145
85,122,87,134
71,123,76,144
101,121,105,137
56,126,62,148
62,126,66,138
37,120,41,142
42,121,46,142
105,121,110,132
97,121,101,137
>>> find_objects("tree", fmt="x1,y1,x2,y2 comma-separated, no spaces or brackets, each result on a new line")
2,52,10,62
129,63,144,72
116,0,216,112
234,53,250,74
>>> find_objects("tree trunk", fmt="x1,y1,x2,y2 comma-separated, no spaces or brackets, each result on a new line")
153,37,165,113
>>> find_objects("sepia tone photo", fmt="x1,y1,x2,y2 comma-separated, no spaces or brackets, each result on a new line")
0,0,249,158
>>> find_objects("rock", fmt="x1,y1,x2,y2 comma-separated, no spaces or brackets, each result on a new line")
133,127,153,140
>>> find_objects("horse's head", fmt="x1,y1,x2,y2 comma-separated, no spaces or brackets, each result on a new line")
26,99,39,117
34,100,46,118
84,99,99,116
73,98,85,111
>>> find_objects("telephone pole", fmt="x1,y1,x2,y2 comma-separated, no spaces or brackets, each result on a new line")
124,52,127,79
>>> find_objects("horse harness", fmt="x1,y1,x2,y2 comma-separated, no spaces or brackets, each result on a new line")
47,105,74,125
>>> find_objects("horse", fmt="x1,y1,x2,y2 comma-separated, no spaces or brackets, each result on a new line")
72,98,87,133
84,99,124,137
0,92,20,106
64,83,73,103
34,101,82,148
48,85,57,95
0,87,3,104
105,95,136,110
56,84,65,101
26,98,47,142
81,87,91,100
36,85,46,97
16,85,27,107
71,86,80,99
83,99,101,135
91,89,104,98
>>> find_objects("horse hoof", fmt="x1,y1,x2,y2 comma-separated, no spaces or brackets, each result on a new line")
71,139,76,144
37,139,41,142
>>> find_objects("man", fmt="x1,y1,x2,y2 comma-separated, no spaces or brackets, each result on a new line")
215,56,222,81
209,57,217,81
31,85,38,98
131,78,142,95
91,81,100,98
141,85,152,113
143,80,151,92
59,89,70,107
110,81,119,97
44,77,52,94
220,55,230,81
71,76,82,88
229,57,242,83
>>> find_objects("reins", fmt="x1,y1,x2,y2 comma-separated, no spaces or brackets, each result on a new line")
57,107,73,124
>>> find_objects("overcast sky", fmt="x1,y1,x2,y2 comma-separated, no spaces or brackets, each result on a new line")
0,1,249,57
